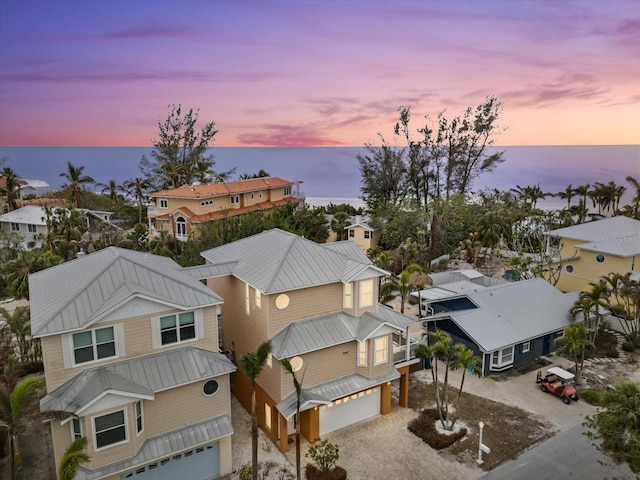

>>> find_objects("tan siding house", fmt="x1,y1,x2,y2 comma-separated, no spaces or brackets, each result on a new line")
30,247,236,479
199,229,419,453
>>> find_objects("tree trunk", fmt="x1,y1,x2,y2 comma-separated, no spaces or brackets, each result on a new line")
251,390,258,480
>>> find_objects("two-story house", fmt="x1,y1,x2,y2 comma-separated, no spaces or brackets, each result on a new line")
545,216,640,292
194,228,420,453
30,247,236,480
326,215,382,254
147,177,304,240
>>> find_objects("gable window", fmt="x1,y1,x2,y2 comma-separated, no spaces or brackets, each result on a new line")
230,195,239,205
491,346,514,370
72,326,116,365
364,230,371,239
159,198,168,209
71,418,83,440
348,229,354,238
28,224,37,233
10,222,19,231
175,216,186,238
255,288,261,308
359,279,374,308
357,341,367,366
203,379,220,396
284,186,292,196
135,401,144,435
343,282,353,309
522,341,530,353
160,312,196,345
374,337,388,365
94,410,127,450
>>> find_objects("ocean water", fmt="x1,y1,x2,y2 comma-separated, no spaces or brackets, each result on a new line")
1,145,637,209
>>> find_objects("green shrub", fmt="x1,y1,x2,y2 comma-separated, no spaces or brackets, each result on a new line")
238,463,251,480
579,389,602,406
606,348,620,358
622,341,636,352
306,438,339,472
630,332,640,347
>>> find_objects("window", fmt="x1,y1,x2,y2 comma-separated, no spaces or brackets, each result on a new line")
200,200,213,206
159,198,168,209
343,282,353,309
230,195,239,204
94,410,127,450
28,224,37,233
284,186,292,196
264,404,272,430
10,222,19,231
364,230,371,239
374,337,388,365
255,288,261,308
565,264,574,273
202,379,220,396
348,229,354,238
135,401,143,435
266,352,272,368
159,312,196,345
359,279,374,308
71,418,83,440
250,193,254,199
245,283,250,314
72,327,116,365
522,341,530,353
595,254,606,264
357,341,367,366
491,346,514,370
275,294,289,310
175,216,186,238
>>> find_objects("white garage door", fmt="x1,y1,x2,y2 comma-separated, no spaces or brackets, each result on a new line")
319,387,380,436
120,442,219,480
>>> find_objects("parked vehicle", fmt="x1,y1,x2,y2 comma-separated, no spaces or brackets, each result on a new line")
536,366,580,404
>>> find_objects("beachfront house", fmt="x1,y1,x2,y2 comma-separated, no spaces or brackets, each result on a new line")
30,247,236,480
194,228,420,453
147,177,304,240
420,278,577,377
545,216,640,293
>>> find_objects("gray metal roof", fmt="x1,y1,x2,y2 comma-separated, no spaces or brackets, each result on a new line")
41,347,236,414
411,282,488,301
426,278,578,352
577,234,640,257
276,370,400,419
75,415,233,480
29,247,224,337
181,261,239,279
547,216,640,242
270,306,418,358
276,389,332,420
199,229,382,294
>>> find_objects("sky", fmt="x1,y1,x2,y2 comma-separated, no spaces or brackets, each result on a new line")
0,0,638,147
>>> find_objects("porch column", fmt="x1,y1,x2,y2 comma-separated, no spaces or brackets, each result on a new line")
380,382,392,415
405,326,411,361
300,408,320,442
397,365,410,408
279,413,289,453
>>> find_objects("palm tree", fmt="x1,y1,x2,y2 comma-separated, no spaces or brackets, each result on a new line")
58,436,91,480
570,283,606,343
2,249,63,299
574,184,591,213
476,210,508,265
237,341,272,480
625,175,640,218
0,375,45,480
60,162,95,208
379,263,423,313
0,306,37,364
330,211,350,241
281,358,304,480
556,184,575,210
0,167,22,211
123,177,153,224
555,323,593,385
97,179,123,209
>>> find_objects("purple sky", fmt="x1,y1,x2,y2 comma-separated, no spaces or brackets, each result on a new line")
0,0,638,147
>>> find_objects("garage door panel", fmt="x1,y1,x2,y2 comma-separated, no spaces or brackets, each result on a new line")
319,387,380,436
120,442,219,480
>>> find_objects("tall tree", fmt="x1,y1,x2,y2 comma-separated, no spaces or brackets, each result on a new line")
625,175,640,218
2,249,63,299
123,177,153,224
554,323,593,385
556,184,575,210
96,179,124,209
60,162,95,208
330,211,350,241
379,263,424,314
237,341,272,480
357,140,408,213
139,104,233,189
584,381,640,474
281,358,304,480
0,306,37,364
0,167,22,211
0,375,45,480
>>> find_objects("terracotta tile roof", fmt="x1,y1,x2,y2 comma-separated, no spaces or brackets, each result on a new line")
150,177,295,198
0,177,27,188
190,198,297,223
155,206,197,220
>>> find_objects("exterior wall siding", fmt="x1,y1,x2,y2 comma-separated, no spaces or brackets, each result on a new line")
555,244,633,292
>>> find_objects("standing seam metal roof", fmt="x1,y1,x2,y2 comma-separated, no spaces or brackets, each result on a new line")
29,247,223,337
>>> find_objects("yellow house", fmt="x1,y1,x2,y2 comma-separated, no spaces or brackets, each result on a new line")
326,215,382,253
30,248,236,479
197,229,420,454
546,216,640,292
147,177,304,240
